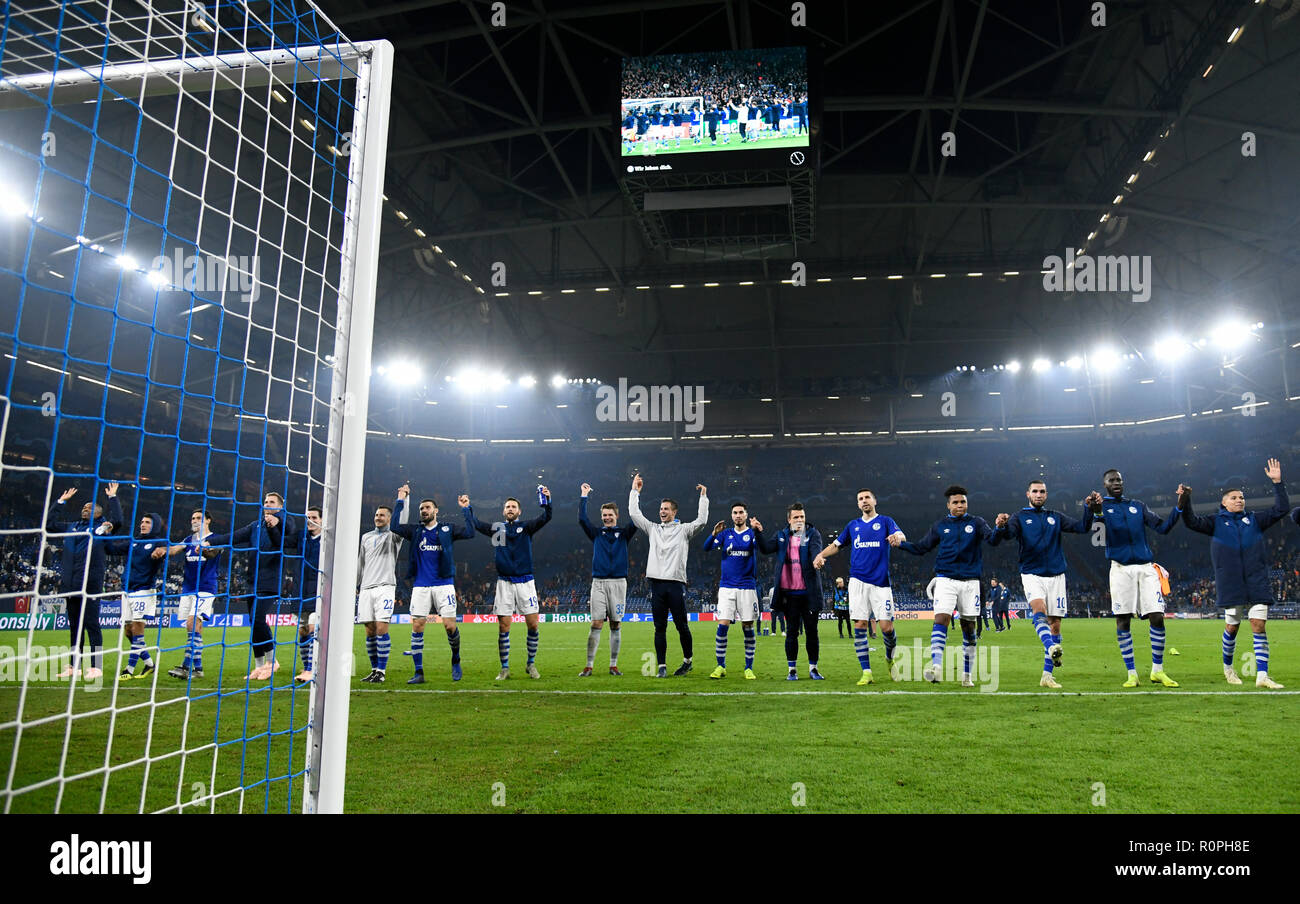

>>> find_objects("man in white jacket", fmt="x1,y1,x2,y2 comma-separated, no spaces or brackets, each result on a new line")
628,473,709,678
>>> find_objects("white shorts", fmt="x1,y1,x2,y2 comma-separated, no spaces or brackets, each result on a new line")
1109,561,1163,617
411,584,457,620
306,611,318,629
931,577,981,618
590,578,627,622
177,592,214,622
1224,605,1269,626
1021,573,1068,618
494,579,539,617
848,578,894,622
716,587,759,623
124,590,157,620
357,585,396,623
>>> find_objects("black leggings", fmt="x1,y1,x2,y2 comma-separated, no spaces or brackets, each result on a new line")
648,579,692,666
782,594,820,665
249,593,279,658
66,593,104,667
835,610,850,637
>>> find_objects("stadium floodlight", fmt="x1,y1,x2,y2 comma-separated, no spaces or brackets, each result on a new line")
1153,335,1189,362
1031,358,1052,373
146,270,168,288
1006,360,1022,374
0,185,32,217
550,374,566,388
1091,346,1122,373
518,375,537,388
1065,356,1083,370
1212,320,1252,350
116,254,137,270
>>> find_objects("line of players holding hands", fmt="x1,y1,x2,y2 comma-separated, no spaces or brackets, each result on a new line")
44,459,1292,690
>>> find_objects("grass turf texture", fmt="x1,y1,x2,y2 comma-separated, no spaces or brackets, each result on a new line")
2,619,1297,813
621,133,810,156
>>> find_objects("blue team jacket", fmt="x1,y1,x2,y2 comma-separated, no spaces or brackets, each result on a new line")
1182,483,1289,607
393,504,474,584
578,497,638,579
990,506,1092,575
754,526,825,612
45,495,125,594
899,514,995,580
1093,496,1178,564
464,502,552,580
208,512,297,596
103,512,168,593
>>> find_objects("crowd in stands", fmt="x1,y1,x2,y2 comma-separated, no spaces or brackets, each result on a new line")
621,47,806,108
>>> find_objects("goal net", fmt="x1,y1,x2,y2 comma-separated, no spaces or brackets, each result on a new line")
0,1,390,813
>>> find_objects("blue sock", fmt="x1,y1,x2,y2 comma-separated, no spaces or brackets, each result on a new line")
961,629,977,677
498,631,510,668
787,659,797,670
183,631,195,669
366,635,378,669
410,631,424,672
376,634,390,670
1253,632,1269,674
854,628,871,670
883,628,897,662
128,635,140,670
526,628,539,665
448,628,461,666
1222,629,1236,667
930,623,946,668
299,633,313,672
1032,612,1052,653
715,623,730,667
191,631,203,671
1117,629,1135,672
1149,625,1165,668
742,625,755,669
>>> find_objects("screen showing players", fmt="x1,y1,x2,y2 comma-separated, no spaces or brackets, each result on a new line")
620,47,810,160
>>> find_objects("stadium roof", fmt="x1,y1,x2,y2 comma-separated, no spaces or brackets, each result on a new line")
310,0,1299,439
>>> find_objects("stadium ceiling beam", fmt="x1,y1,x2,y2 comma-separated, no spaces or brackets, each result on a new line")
388,117,608,156
824,0,938,64
386,0,730,50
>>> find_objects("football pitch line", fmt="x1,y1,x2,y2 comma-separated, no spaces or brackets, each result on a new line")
349,687,1300,697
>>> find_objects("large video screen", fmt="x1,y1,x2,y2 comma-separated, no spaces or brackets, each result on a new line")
620,46,810,168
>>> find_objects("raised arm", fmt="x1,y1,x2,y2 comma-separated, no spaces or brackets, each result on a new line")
206,520,256,549
626,479,655,533
522,487,553,535
684,485,710,537
1177,486,1215,536
459,496,493,537
1257,463,1290,531
1144,502,1180,536
578,492,599,541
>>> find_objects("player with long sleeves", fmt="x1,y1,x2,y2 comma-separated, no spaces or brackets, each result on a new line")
701,502,760,680
628,474,708,678
578,484,638,677
164,510,221,680
895,485,996,686
463,487,552,680
46,482,123,680
205,492,296,681
813,489,906,685
292,506,322,683
103,509,168,681
755,502,827,680
354,501,406,683
391,484,473,683
1183,459,1290,689
991,481,1099,688
1087,469,1183,688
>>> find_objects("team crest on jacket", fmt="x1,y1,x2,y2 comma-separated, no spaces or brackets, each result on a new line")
516,527,523,533
872,522,881,531
964,524,974,533
441,525,450,532
1047,517,1055,525
613,531,620,538
1243,517,1251,525
1129,506,1138,514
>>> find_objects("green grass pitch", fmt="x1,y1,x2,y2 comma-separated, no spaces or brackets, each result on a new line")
2,619,1297,813
621,133,810,157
